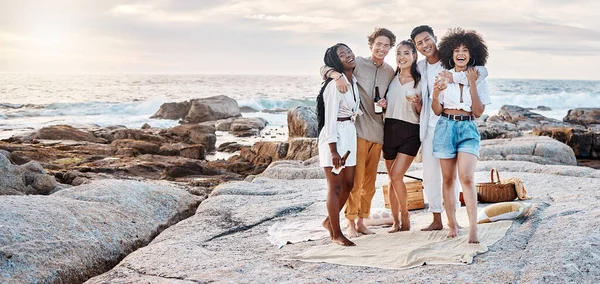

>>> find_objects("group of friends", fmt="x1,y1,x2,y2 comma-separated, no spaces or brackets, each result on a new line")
317,25,491,246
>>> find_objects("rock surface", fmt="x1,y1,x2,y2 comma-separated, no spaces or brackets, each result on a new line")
0,154,58,195
151,95,241,123
563,108,600,126
479,136,577,165
0,179,201,283
87,160,600,283
288,106,318,138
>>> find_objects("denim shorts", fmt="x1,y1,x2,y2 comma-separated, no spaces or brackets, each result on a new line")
432,116,480,159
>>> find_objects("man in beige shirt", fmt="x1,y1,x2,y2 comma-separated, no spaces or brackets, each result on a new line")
321,27,396,238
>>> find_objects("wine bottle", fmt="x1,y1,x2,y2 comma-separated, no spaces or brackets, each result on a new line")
331,150,351,175
374,86,383,114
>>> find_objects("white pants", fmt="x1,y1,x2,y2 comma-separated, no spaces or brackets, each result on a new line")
422,126,461,213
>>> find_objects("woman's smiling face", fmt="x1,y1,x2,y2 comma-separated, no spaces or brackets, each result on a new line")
396,44,416,70
453,44,470,69
337,45,356,71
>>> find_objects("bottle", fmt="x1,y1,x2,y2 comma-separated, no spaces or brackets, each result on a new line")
374,86,383,114
331,150,351,175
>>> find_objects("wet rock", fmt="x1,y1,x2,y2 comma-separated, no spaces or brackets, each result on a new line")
215,118,235,131
217,141,244,153
150,101,192,120
288,106,318,138
240,106,258,113
160,123,216,153
141,123,151,129
532,125,599,158
563,108,600,126
230,117,268,137
20,125,108,144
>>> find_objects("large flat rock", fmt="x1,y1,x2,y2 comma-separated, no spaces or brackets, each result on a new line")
0,179,201,283
88,161,600,283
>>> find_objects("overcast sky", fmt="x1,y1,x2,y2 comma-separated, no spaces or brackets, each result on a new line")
1,0,599,80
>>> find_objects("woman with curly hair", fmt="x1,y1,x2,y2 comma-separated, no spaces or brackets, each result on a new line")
378,39,422,232
318,43,362,246
431,28,491,243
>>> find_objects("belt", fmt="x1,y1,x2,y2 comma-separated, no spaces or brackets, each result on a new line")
337,117,352,122
441,112,475,121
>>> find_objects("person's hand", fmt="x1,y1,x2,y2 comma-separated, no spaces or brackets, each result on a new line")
335,76,348,93
410,96,421,105
440,70,453,83
466,67,479,84
331,151,342,168
377,98,387,109
434,80,447,92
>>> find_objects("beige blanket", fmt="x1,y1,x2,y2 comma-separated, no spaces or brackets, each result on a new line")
286,207,512,269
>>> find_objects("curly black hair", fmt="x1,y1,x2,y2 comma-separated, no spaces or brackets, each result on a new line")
438,28,488,69
368,27,396,48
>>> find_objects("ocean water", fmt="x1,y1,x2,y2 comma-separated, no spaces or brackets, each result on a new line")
1,74,599,139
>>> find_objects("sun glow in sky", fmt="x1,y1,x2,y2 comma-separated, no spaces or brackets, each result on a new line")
1,0,600,80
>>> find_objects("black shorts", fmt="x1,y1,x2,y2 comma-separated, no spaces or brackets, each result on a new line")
383,118,421,160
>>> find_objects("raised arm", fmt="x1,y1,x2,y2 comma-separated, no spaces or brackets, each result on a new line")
320,65,348,93
467,69,485,118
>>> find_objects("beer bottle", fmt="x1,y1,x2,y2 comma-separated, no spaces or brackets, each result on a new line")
374,86,383,114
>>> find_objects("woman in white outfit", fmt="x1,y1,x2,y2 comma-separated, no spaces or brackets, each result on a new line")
318,43,362,246
432,28,491,243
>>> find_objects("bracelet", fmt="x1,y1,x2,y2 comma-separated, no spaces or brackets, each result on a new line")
334,74,343,81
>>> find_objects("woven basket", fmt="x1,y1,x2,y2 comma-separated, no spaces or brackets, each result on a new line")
476,168,517,203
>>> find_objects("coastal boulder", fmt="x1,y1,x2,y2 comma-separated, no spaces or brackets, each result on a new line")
288,106,318,138
286,138,319,161
532,125,599,158
159,143,206,160
151,96,241,123
479,136,577,165
98,128,164,144
241,141,289,165
150,101,192,120
230,117,268,137
33,125,107,144
215,118,235,131
563,108,600,126
0,155,58,195
185,96,241,123
161,123,217,153
497,105,562,131
0,179,200,284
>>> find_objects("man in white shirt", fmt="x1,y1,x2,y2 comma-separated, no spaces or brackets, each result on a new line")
411,25,488,231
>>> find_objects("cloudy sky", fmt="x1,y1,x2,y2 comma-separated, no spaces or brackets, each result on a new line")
1,0,599,80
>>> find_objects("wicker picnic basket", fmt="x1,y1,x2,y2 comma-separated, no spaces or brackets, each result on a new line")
476,168,517,203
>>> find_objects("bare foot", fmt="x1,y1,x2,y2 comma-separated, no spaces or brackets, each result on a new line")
447,225,459,238
421,221,443,231
400,215,410,231
388,223,401,233
356,222,375,235
468,229,479,244
322,218,333,240
347,223,360,238
332,235,356,246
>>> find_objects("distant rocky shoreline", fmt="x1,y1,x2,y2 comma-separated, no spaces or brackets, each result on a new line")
1,95,599,283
